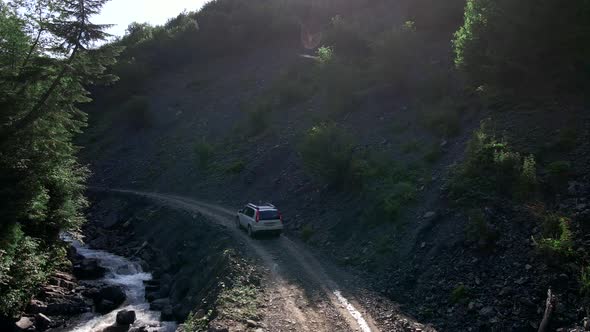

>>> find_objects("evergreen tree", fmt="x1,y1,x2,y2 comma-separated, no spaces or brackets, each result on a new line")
0,0,118,318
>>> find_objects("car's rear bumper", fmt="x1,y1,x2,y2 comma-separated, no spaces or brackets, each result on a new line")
252,224,283,233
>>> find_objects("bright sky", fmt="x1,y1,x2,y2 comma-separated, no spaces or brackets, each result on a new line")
95,0,209,37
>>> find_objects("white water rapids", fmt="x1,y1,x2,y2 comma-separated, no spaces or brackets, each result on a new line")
62,236,176,332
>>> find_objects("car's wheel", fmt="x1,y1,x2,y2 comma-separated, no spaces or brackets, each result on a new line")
247,225,254,238
235,217,241,229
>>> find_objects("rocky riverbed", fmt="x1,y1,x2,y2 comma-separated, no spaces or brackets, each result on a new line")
13,235,176,332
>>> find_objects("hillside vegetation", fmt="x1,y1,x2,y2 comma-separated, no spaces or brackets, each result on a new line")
2,0,590,330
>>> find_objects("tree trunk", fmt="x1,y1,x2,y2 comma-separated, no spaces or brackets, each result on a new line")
538,288,556,332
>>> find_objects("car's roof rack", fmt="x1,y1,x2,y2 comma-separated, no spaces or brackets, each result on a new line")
247,202,276,209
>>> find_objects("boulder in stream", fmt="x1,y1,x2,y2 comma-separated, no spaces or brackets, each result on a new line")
93,285,126,313
116,310,136,325
73,258,107,279
97,285,126,305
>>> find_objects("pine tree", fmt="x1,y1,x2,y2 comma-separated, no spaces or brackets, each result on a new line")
0,0,119,317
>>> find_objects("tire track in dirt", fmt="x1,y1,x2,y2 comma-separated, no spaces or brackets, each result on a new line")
108,189,380,332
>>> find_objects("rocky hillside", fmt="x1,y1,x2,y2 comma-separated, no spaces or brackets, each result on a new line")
79,0,590,330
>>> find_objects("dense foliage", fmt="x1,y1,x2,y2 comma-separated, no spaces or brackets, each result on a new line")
0,0,117,317
454,0,590,93
449,120,537,205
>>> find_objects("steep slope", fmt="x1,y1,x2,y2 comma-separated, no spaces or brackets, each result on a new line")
79,2,590,331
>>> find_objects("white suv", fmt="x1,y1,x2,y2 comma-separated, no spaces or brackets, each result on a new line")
236,203,283,237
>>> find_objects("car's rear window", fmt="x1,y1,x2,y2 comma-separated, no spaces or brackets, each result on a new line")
259,210,280,220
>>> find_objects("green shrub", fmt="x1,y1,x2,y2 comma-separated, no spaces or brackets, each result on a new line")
225,161,245,174
540,212,562,239
194,141,214,168
360,161,422,225
317,46,334,65
464,208,498,248
0,225,65,317
183,310,212,332
535,215,574,258
371,181,417,223
449,120,538,205
123,95,152,129
299,123,360,188
301,224,314,242
450,284,470,304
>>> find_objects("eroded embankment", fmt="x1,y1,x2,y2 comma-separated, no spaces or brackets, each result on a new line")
84,191,263,331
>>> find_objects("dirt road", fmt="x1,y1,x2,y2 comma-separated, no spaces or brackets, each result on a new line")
108,189,433,332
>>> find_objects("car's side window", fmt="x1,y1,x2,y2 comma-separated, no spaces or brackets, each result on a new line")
245,207,255,218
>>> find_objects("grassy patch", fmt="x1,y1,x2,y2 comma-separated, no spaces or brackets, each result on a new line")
217,284,260,321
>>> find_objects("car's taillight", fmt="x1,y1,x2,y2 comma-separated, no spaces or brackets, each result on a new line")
255,210,260,223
